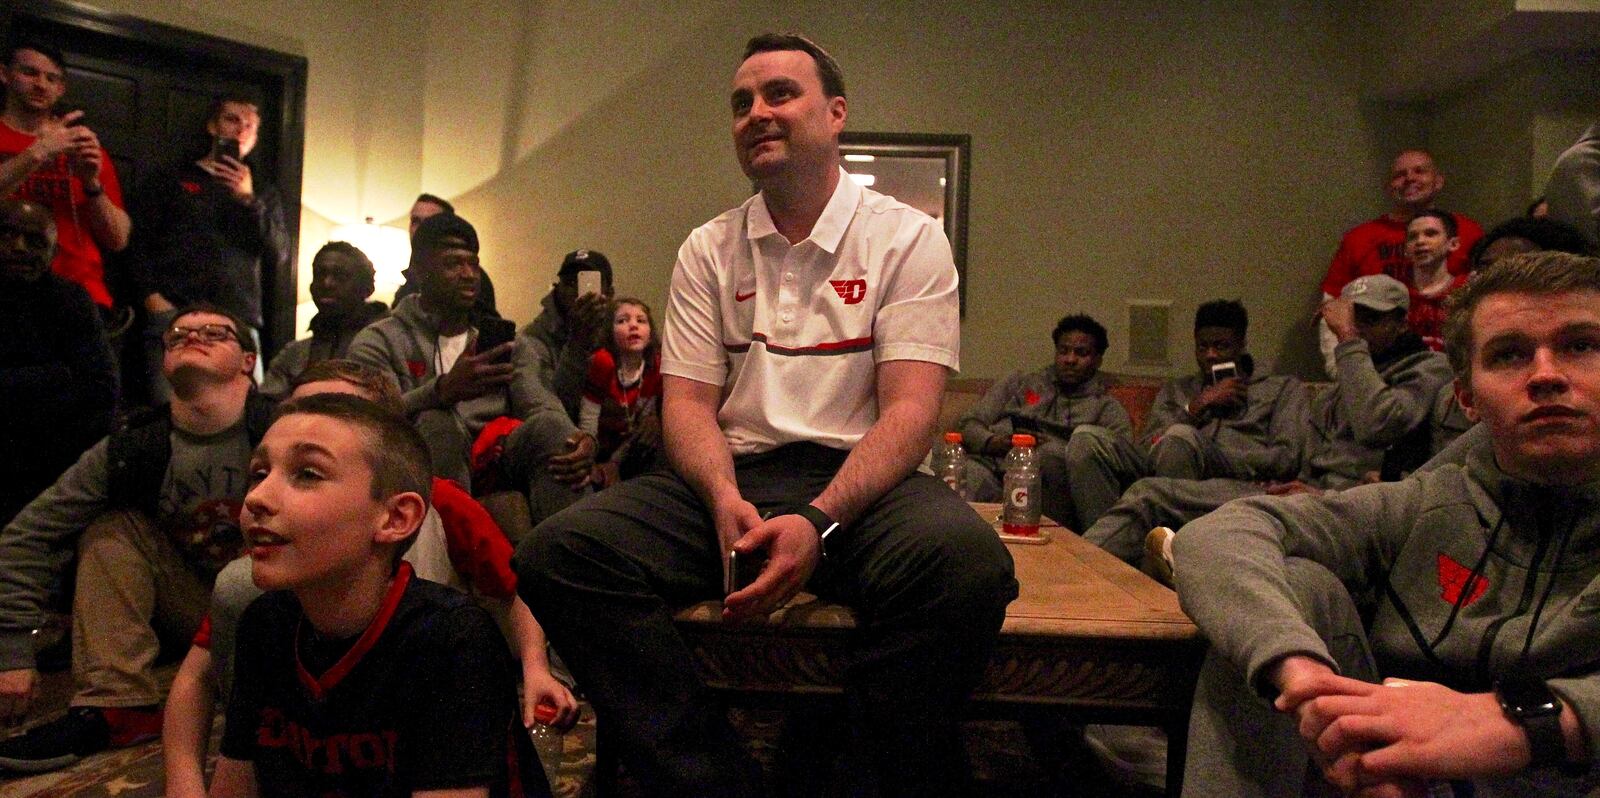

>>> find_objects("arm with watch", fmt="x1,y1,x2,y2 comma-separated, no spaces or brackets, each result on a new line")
708,359,947,622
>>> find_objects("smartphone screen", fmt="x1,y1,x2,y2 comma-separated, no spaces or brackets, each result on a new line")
475,317,517,359
577,269,602,298
1210,362,1238,384
212,136,241,162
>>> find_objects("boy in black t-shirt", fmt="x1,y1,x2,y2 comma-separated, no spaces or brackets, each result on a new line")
210,393,545,797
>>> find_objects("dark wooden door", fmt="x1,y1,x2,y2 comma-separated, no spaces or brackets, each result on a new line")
2,0,306,363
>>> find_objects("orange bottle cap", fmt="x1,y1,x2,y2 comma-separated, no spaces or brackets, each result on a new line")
1011,433,1036,447
943,431,962,443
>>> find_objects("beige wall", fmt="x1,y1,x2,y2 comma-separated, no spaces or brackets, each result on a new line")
78,1,1594,379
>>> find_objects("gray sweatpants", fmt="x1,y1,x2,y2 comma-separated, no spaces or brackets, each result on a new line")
1082,476,1264,565
415,407,587,525
965,424,1146,531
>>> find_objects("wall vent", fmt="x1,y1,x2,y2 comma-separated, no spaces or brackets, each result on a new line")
1126,300,1171,368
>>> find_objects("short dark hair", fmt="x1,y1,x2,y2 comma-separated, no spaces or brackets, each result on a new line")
1443,251,1600,380
206,94,260,123
1053,313,1108,355
290,359,403,415
273,392,432,564
316,240,375,275
170,302,256,354
415,193,454,214
742,33,846,99
5,40,64,71
1410,208,1458,238
1466,216,1596,270
1194,299,1247,337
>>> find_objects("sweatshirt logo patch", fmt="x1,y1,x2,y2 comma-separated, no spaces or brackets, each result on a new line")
180,181,203,194
1024,390,1040,406
1437,553,1488,607
405,359,426,378
829,279,867,305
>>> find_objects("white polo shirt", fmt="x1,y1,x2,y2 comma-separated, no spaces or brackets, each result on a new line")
662,168,960,455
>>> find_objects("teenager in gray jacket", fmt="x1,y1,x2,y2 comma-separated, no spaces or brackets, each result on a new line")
1085,275,1452,566
1175,252,1600,797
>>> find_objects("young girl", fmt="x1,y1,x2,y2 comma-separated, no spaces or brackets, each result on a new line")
580,298,663,488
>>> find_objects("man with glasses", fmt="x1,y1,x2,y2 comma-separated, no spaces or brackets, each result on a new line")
0,304,273,773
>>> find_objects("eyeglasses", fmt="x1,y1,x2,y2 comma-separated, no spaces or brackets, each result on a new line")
163,323,238,350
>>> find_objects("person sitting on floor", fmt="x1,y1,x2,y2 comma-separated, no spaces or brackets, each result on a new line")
579,297,663,488
259,241,386,396
1140,299,1305,483
1086,275,1453,573
956,312,1139,530
161,359,577,797
346,213,594,522
1174,250,1600,797
0,305,270,773
522,248,616,419
207,392,547,796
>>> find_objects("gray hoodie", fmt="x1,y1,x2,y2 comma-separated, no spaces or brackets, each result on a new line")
1303,335,1453,489
1175,434,1600,784
346,295,571,437
519,290,592,421
1143,372,1307,481
957,368,1131,456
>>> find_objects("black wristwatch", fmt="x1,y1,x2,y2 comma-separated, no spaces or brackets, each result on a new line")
792,504,840,559
1496,678,1570,769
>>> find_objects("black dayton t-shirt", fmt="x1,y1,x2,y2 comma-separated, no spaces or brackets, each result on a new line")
221,564,543,796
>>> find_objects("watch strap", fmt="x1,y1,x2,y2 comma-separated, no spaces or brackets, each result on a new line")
792,504,840,558
1497,680,1569,769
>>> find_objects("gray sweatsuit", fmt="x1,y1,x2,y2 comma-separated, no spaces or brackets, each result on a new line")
1142,372,1307,481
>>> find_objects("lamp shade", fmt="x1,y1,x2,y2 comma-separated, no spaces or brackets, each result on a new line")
329,218,411,304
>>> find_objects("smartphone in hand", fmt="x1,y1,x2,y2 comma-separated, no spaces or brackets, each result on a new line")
725,549,767,596
577,270,602,298
475,317,517,360
211,136,242,162
1209,362,1238,384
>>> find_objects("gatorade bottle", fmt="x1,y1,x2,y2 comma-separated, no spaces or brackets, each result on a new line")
528,701,564,787
1001,433,1041,536
937,431,971,500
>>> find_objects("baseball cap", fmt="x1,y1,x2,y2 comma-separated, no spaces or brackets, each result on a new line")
1341,274,1409,312
412,213,479,255
558,249,612,280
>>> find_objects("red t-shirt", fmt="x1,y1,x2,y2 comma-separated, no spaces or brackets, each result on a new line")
1409,273,1469,352
1320,212,1484,298
583,348,663,460
0,120,126,307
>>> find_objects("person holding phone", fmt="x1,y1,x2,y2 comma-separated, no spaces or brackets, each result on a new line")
0,40,130,311
129,94,288,403
520,248,616,420
347,213,596,524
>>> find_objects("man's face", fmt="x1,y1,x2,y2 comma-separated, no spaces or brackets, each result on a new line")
408,200,447,237
162,310,254,380
1054,330,1103,390
1,48,66,115
730,48,846,183
1459,290,1600,484
242,413,398,591
1386,151,1444,210
1405,215,1458,271
1353,305,1409,356
309,249,373,316
416,238,480,314
207,101,260,158
1475,236,1538,272
0,199,56,282
1194,325,1244,375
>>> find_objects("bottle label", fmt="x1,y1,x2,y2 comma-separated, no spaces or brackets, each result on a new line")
1008,486,1028,507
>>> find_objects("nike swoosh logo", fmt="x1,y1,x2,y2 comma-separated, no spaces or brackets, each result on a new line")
735,290,756,302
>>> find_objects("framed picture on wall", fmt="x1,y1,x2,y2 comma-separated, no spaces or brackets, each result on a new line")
839,132,971,315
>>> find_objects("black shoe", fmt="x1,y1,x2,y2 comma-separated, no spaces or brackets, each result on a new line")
0,706,110,773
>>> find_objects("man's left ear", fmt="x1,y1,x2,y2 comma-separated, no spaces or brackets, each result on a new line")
374,491,427,547
1455,378,1479,423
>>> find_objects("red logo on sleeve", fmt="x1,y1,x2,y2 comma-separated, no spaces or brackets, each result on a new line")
829,279,867,305
180,181,203,194
1024,390,1040,405
405,360,427,378
1437,553,1488,607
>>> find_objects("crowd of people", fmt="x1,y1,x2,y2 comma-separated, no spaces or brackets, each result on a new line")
0,27,1599,798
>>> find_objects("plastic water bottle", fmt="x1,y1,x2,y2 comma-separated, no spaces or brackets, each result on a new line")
1002,433,1041,536
936,431,971,500
528,702,563,788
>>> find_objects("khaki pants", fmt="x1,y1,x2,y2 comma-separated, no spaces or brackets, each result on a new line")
71,511,208,708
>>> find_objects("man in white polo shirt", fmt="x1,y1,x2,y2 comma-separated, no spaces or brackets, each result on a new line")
516,32,1018,797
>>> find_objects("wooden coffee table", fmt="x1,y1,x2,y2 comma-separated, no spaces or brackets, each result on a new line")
673,502,1204,796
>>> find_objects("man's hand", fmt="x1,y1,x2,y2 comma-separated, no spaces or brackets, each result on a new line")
199,155,255,204
144,292,177,315
0,667,39,724
1321,297,1360,343
434,342,515,404
1188,377,1247,419
568,292,611,348
25,112,86,164
722,513,821,622
546,432,595,487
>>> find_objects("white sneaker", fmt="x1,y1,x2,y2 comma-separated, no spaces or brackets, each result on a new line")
1142,527,1175,588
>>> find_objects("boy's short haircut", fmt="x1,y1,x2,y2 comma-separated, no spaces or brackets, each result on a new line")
1465,216,1596,269
291,359,403,415
273,393,432,562
171,302,257,354
415,192,454,214
1052,313,1109,355
206,93,261,123
1442,251,1600,378
5,40,65,70
1409,208,1458,238
315,240,376,277
1194,299,1247,337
